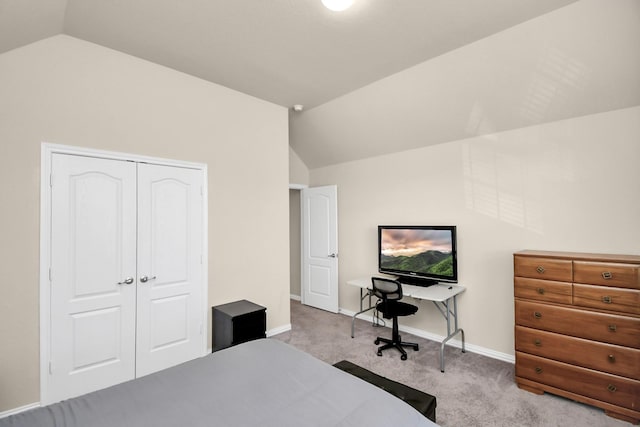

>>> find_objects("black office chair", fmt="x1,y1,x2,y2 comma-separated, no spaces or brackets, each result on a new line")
372,277,419,360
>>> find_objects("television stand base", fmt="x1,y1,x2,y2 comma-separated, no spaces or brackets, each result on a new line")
396,276,437,287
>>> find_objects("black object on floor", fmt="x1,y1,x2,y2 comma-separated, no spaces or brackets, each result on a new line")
212,300,266,352
333,360,436,422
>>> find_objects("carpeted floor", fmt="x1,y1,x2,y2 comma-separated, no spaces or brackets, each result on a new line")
272,300,633,427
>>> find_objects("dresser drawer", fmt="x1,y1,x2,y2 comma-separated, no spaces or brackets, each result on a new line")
574,284,640,315
516,352,640,410
515,300,640,348
515,326,640,380
514,256,572,282
514,277,572,304
574,261,640,289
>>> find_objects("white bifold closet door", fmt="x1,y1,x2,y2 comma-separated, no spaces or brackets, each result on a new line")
49,153,204,403
135,162,203,377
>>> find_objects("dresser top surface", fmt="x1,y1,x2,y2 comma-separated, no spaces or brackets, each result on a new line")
515,250,640,264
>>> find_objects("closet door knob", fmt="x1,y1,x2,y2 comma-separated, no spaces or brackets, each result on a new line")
140,275,156,283
118,277,134,285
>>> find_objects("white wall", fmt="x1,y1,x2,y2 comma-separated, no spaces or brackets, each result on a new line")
0,35,290,412
289,189,302,298
288,147,308,298
289,145,309,186
311,106,640,359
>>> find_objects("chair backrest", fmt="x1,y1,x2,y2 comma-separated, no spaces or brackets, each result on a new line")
371,277,403,302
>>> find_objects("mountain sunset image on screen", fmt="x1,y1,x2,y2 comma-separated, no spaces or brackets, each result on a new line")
380,229,454,277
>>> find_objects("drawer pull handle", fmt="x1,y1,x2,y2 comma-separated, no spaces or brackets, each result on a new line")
534,311,542,319
608,324,617,332
534,339,541,347
537,288,545,295
601,296,612,304
607,384,617,393
536,266,545,274
602,271,612,280
608,354,616,363
535,367,543,374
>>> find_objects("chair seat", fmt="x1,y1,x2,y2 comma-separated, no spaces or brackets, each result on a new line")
376,301,418,318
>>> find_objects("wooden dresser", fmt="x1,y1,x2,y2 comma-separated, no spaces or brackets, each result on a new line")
514,250,640,424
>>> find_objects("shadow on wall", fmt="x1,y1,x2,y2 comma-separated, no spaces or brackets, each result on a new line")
461,137,575,233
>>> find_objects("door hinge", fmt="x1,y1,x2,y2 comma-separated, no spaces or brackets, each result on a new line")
49,173,53,188
48,267,52,282
49,361,53,375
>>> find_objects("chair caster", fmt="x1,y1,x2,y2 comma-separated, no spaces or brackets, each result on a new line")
401,354,407,361
377,350,383,357
374,339,380,345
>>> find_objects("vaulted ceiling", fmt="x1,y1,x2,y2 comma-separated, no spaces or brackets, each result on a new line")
1,0,578,109
2,0,638,169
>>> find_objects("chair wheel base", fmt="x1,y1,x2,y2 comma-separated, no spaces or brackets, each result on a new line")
374,336,419,360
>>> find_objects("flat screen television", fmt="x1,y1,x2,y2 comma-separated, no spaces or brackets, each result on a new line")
378,225,458,286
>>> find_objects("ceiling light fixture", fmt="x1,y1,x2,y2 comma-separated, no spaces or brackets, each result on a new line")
321,0,354,12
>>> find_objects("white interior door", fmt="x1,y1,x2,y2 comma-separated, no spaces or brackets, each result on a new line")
135,163,204,377
301,185,339,313
49,154,137,402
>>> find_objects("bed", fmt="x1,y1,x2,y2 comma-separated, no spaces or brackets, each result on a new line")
1,339,437,427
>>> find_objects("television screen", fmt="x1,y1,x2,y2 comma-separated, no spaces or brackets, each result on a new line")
378,225,457,286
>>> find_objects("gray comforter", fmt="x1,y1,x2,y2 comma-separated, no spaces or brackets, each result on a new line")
1,339,436,426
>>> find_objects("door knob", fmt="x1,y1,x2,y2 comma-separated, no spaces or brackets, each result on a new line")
140,275,157,283
117,277,134,285
328,253,337,258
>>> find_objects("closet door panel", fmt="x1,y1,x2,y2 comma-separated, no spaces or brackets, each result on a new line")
135,163,204,376
49,154,137,402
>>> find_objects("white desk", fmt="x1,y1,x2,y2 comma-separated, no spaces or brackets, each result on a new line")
347,276,466,372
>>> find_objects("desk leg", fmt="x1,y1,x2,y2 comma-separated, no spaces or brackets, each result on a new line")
351,288,377,338
434,295,465,373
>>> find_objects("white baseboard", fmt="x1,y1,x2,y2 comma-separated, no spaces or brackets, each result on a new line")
290,294,301,302
205,323,292,353
338,307,515,364
267,323,292,337
0,402,40,419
